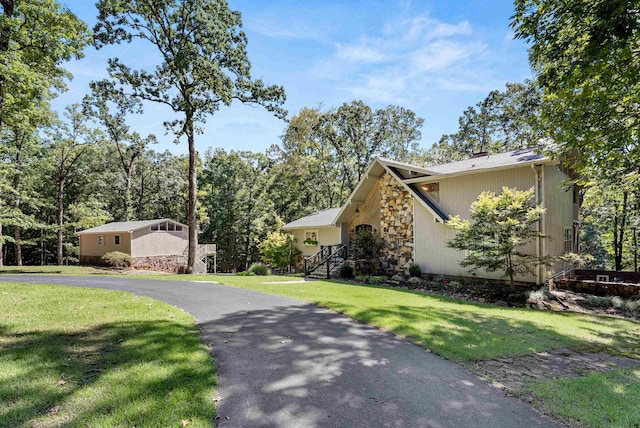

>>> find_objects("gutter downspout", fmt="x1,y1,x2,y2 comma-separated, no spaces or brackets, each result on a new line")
532,164,544,285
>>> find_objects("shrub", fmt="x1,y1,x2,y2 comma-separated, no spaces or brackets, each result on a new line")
408,263,421,278
408,277,422,285
625,300,640,315
369,276,387,285
352,230,384,260
339,264,354,279
611,296,624,309
390,275,404,282
248,263,271,276
101,251,133,268
355,275,369,283
236,271,255,276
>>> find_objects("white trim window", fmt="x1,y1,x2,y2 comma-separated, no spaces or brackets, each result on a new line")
98,235,104,246
114,235,121,246
304,230,318,246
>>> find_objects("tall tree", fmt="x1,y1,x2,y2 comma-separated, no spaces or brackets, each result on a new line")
43,105,99,265
427,81,543,164
93,0,286,273
0,0,89,264
83,84,156,221
511,1,640,177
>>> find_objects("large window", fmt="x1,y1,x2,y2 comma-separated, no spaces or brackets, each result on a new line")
304,230,318,246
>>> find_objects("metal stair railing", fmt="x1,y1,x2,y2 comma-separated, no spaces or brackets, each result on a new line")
304,245,349,279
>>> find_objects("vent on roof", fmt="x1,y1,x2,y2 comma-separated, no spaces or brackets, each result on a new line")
471,151,488,158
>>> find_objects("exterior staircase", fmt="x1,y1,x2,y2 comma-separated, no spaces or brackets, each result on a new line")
304,245,349,279
180,244,217,274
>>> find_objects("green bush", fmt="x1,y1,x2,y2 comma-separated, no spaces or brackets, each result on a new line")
369,275,387,285
390,274,404,282
101,251,133,268
408,276,422,286
408,263,422,277
352,230,384,260
339,264,354,279
236,271,255,276
355,275,369,283
248,263,271,276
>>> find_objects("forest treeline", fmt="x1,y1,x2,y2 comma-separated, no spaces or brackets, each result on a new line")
2,84,638,272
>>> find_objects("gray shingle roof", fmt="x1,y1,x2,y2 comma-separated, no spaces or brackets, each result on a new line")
423,148,548,176
76,219,186,234
282,208,341,229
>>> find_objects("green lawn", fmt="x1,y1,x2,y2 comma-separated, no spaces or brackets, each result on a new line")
161,273,640,428
0,265,113,275
0,282,217,428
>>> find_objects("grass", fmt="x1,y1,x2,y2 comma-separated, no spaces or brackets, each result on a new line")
0,265,111,275
154,274,640,362
155,274,640,428
526,367,640,428
0,282,216,428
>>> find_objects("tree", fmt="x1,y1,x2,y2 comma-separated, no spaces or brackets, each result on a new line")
83,84,156,221
43,105,100,265
447,187,546,290
427,81,543,164
281,101,424,209
93,0,286,273
0,0,89,264
259,229,300,271
511,1,640,178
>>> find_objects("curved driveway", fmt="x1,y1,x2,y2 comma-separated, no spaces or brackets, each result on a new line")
0,275,558,427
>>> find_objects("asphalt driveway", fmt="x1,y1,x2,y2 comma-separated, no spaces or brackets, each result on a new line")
0,275,558,427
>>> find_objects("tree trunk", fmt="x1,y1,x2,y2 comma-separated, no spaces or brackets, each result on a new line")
186,119,198,274
0,222,3,267
57,178,64,265
13,137,22,266
613,190,628,271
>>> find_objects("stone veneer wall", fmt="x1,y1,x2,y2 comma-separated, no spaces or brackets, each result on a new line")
379,172,414,274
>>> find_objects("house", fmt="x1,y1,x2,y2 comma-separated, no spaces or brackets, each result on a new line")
281,208,343,257
283,148,578,284
76,218,214,273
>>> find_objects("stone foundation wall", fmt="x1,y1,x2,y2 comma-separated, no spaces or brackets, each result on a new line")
379,172,414,275
556,279,640,298
132,255,183,273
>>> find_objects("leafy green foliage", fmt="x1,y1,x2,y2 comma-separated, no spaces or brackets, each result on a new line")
339,264,354,279
408,263,422,278
259,230,300,269
248,262,270,276
426,80,543,164
101,251,133,268
447,187,546,289
351,230,384,260
512,1,640,180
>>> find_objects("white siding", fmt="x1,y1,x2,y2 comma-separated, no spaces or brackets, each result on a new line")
289,226,342,256
414,166,539,282
131,227,189,257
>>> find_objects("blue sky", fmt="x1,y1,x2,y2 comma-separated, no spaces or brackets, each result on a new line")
54,0,532,156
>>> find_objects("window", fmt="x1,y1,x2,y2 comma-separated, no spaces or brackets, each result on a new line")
596,275,610,282
304,230,318,246
355,224,373,234
114,235,121,245
564,227,573,253
98,235,104,246
176,225,183,231
151,224,159,231
159,222,167,231
421,182,440,203
168,222,175,231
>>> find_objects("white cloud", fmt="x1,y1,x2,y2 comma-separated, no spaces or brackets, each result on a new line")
335,42,388,63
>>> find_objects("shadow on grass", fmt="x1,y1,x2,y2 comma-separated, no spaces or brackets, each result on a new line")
307,280,640,361
0,320,216,427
